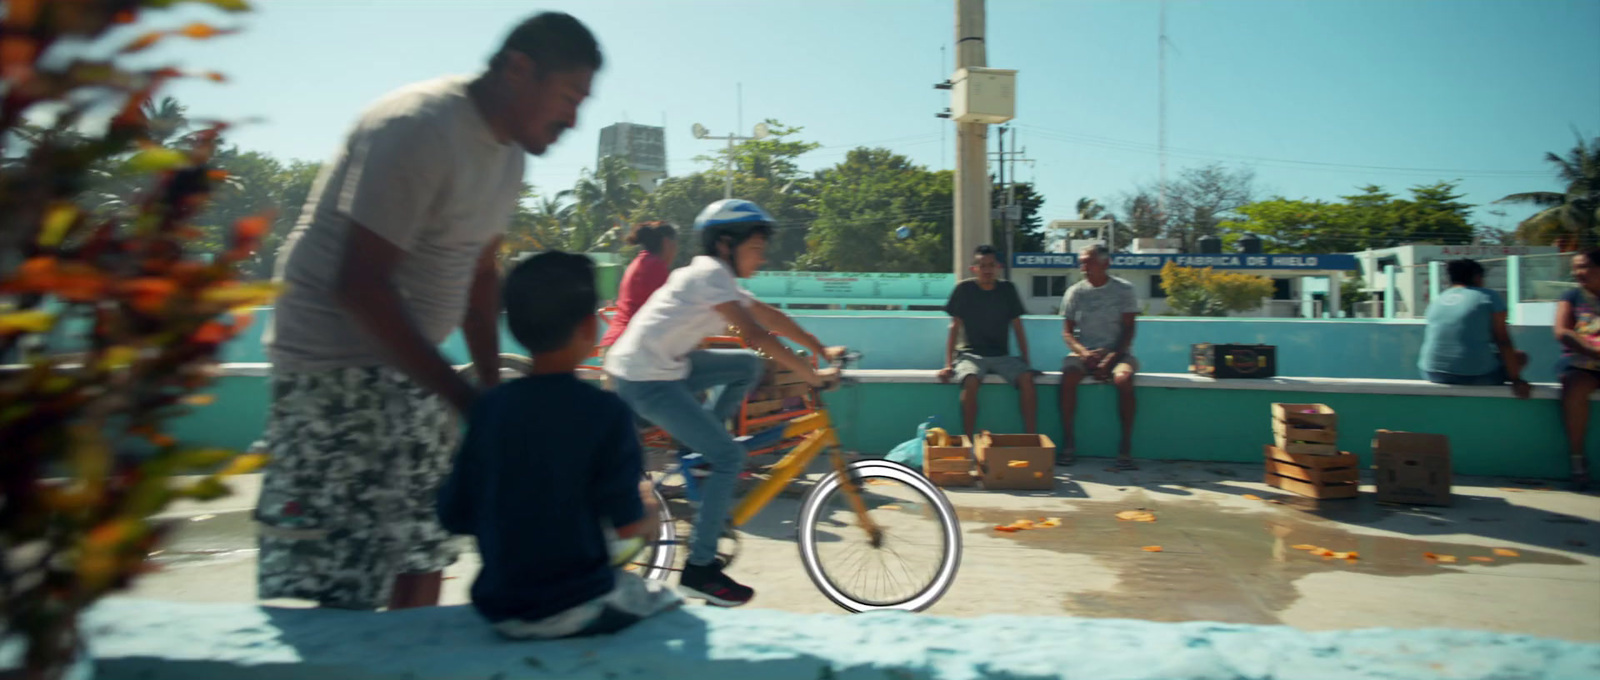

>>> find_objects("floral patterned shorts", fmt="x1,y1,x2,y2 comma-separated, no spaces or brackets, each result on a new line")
252,366,463,610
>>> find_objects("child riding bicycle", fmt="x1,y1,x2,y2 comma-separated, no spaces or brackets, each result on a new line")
604,198,844,607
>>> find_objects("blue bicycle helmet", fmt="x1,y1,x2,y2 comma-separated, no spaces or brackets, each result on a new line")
694,199,775,255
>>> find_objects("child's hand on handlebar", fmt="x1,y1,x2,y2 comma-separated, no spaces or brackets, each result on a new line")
809,366,842,389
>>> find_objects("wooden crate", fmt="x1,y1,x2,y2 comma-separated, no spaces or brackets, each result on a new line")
750,383,812,401
1271,417,1337,444
744,398,788,418
924,435,976,487
1271,435,1340,456
1271,403,1337,429
1263,445,1359,500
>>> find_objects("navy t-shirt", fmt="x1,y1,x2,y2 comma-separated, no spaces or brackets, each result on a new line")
437,373,645,623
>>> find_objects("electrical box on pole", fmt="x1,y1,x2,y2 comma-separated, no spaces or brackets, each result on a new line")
951,67,1016,124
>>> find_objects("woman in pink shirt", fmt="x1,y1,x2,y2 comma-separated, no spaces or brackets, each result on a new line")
600,221,678,348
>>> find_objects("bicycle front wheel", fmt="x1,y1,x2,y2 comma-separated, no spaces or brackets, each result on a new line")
797,459,962,613
625,475,678,583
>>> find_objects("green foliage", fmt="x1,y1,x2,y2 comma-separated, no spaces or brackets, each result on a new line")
1159,262,1275,316
798,148,954,273
992,181,1046,254
1501,133,1600,249
0,1,273,676
1220,182,1477,253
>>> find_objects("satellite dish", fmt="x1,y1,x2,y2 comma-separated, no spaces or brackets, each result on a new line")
753,122,770,140
691,123,708,139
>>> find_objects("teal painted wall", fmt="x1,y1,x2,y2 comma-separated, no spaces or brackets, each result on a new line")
174,376,1596,480
219,308,1567,382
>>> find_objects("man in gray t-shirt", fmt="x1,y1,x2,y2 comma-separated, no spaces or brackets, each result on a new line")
252,13,600,612
1057,244,1140,470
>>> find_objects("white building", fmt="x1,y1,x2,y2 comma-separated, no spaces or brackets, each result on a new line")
597,122,667,193
1009,251,1358,318
1351,244,1562,318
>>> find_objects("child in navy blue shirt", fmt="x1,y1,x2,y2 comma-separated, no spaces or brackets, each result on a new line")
438,251,681,639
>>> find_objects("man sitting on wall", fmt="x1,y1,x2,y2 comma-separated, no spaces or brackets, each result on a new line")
1418,258,1530,398
938,245,1039,440
1058,243,1141,470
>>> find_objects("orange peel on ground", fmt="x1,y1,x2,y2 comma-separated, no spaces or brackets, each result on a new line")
1291,544,1319,551
1492,548,1520,557
1423,552,1458,563
1116,510,1156,522
1242,494,1263,501
1142,546,1163,552
1469,556,1494,563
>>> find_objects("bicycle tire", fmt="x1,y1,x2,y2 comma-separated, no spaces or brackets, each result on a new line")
632,476,678,582
797,459,962,613
455,353,535,382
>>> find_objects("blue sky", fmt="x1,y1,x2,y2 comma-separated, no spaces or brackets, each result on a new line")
116,0,1599,238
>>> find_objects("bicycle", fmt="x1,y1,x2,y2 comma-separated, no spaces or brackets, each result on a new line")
460,351,964,613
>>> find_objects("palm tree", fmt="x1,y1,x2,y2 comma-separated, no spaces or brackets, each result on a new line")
1500,133,1600,249
560,155,646,251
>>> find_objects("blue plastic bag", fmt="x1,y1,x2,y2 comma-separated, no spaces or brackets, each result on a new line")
885,416,938,470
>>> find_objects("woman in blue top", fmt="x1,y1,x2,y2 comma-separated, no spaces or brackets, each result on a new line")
1419,259,1530,397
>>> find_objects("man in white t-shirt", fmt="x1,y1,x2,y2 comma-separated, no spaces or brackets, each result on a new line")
605,199,842,608
1058,244,1141,470
253,13,600,611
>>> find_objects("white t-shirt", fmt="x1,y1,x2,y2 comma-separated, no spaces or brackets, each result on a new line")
265,75,524,372
604,256,755,382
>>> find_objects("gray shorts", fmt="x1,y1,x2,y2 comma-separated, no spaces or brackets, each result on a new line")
252,366,463,610
1061,353,1140,379
953,353,1037,388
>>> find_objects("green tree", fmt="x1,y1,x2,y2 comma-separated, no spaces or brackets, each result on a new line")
1499,133,1600,249
1223,182,1476,254
800,148,952,272
560,155,647,252
634,122,819,268
992,181,1046,254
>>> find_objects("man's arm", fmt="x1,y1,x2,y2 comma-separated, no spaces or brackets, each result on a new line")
1061,318,1090,357
941,318,962,382
717,301,829,386
1012,317,1031,365
462,237,503,388
1490,311,1529,398
595,402,647,537
336,223,477,414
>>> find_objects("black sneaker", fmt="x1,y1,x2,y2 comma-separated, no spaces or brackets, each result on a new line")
680,559,754,607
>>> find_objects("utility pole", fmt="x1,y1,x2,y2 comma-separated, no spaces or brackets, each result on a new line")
952,0,990,278
1157,0,1169,221
997,125,1008,279
990,125,1035,280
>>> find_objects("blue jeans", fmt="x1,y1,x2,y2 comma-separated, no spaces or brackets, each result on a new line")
613,350,767,566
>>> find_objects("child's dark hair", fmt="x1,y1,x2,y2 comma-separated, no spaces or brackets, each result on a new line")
504,251,597,354
490,12,603,75
625,221,677,255
1446,258,1484,286
973,244,998,260
1582,248,1600,268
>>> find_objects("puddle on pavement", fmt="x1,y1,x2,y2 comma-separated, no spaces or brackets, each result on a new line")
957,496,1586,624
148,511,259,567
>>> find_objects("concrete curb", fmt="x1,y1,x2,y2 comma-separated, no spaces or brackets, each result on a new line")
85,599,1600,680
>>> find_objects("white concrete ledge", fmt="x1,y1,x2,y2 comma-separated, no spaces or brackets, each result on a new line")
215,363,1586,400
82,599,1600,680
842,369,1577,400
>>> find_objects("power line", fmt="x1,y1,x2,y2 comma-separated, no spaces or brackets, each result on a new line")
1016,124,1550,178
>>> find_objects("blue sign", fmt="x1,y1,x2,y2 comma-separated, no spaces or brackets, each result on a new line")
1012,252,1358,271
